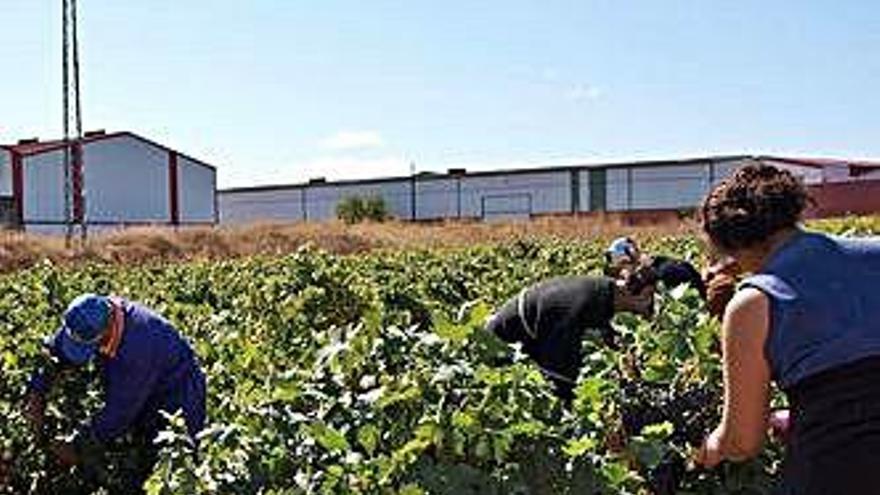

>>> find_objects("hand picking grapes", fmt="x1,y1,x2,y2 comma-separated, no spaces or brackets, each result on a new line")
696,163,880,493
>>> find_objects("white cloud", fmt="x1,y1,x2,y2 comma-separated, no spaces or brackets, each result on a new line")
541,67,561,82
566,84,603,102
319,130,385,151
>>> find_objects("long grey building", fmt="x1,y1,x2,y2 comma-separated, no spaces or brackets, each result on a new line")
218,155,880,223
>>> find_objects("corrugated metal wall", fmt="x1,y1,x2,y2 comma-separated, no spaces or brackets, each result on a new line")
577,170,592,214
219,188,305,223
0,150,11,196
177,155,216,223
217,158,837,223
306,181,412,221
415,177,458,220
13,133,216,231
0,148,12,196
23,149,67,224
219,170,576,223
459,171,571,218
629,164,711,210
605,168,630,211
82,135,170,223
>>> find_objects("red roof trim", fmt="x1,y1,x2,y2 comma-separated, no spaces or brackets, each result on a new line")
118,132,217,172
7,139,72,155
759,155,880,170
4,131,217,172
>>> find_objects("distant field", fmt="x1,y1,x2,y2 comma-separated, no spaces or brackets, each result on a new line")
0,214,874,274
0,216,695,273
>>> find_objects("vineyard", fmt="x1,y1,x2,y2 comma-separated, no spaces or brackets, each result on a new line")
1,218,876,494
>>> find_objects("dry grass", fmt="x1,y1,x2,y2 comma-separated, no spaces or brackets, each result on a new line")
0,215,698,274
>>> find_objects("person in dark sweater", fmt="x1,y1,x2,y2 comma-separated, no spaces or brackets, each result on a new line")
485,272,654,402
605,237,707,300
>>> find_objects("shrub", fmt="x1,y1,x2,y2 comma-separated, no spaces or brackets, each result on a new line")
337,195,389,224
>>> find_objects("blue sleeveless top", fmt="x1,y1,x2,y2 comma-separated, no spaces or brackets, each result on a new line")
741,231,880,389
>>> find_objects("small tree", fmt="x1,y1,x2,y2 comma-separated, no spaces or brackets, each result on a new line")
336,195,388,224
336,196,365,224
362,196,388,222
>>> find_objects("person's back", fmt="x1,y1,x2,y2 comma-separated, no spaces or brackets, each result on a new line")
99,299,204,440
742,232,880,492
743,232,880,387
486,274,653,402
487,276,615,401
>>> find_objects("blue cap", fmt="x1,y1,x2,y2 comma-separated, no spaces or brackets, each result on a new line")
46,294,111,365
606,237,637,262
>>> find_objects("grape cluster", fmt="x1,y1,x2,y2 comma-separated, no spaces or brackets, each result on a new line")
648,452,687,495
0,452,10,491
619,381,718,494
620,381,716,445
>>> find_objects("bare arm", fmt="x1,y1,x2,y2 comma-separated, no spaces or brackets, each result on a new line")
698,287,772,466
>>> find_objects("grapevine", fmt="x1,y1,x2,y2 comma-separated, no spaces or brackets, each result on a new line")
0,230,825,493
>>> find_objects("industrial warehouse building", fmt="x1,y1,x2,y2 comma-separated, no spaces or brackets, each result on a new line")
218,155,880,224
0,131,217,233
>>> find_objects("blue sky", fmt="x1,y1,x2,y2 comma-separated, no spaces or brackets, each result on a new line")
2,1,879,188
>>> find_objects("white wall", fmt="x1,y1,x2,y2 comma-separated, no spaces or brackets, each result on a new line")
82,135,170,223
460,171,570,217
629,164,710,210
0,150,12,197
605,168,629,211
218,158,870,223
416,177,459,219
852,168,880,181
305,180,412,221
578,170,592,212
778,164,823,185
22,149,66,223
218,188,305,223
177,155,216,223
23,224,67,235
818,163,851,183
606,160,823,211
713,158,823,186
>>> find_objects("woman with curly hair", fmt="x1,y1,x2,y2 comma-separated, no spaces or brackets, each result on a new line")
695,163,880,493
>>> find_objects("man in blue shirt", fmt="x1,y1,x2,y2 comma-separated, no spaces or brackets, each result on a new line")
24,294,206,489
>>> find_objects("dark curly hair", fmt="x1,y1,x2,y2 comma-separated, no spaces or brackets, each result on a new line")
700,162,810,252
